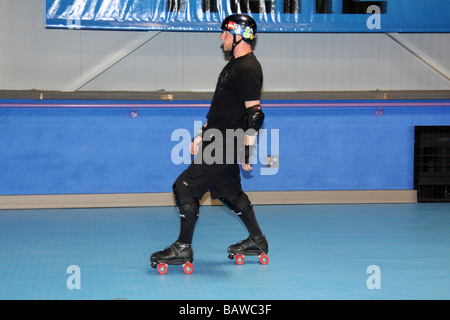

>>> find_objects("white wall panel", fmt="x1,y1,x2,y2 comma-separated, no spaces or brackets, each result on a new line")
79,31,184,92
0,1,81,90
0,0,449,93
181,32,227,92
402,33,450,71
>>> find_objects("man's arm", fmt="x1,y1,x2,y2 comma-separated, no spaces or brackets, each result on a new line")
244,100,260,146
242,100,264,171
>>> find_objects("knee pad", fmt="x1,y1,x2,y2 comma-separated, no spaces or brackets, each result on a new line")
173,182,199,221
219,192,252,215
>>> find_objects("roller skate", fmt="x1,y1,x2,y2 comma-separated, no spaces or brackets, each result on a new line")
227,235,269,265
150,241,194,275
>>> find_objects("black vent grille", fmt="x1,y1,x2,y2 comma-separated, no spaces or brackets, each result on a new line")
414,126,450,202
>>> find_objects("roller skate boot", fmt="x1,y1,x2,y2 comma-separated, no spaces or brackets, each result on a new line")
150,241,194,274
227,235,269,265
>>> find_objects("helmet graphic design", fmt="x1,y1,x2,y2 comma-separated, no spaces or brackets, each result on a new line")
221,14,257,43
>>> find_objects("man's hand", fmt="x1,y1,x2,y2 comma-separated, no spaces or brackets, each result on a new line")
190,135,202,155
241,143,254,171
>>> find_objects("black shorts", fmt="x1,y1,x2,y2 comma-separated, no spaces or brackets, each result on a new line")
175,140,243,199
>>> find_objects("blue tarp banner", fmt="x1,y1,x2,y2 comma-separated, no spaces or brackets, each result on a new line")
46,0,450,33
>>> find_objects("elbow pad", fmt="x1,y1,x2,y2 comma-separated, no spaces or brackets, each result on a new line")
245,105,265,132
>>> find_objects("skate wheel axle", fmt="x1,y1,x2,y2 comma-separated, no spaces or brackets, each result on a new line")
156,262,193,275
231,253,269,265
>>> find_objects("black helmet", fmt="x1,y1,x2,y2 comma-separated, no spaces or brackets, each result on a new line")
221,14,257,43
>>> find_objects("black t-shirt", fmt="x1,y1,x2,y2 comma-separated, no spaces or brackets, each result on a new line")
206,53,263,132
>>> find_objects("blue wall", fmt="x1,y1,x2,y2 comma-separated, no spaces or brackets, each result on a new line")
1,100,450,195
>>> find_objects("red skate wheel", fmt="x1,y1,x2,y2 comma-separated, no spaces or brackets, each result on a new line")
157,263,168,275
235,254,245,265
183,262,193,274
259,253,269,265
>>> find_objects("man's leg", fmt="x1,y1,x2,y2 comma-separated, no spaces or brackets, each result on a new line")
149,176,199,271
173,178,200,244
219,192,268,261
219,192,263,238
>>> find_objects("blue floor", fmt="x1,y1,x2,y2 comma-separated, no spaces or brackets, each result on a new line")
0,203,449,300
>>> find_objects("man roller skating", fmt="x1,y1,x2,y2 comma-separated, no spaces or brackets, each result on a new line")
150,14,269,274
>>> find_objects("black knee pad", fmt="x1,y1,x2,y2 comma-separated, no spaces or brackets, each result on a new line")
219,192,252,215
173,181,199,221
